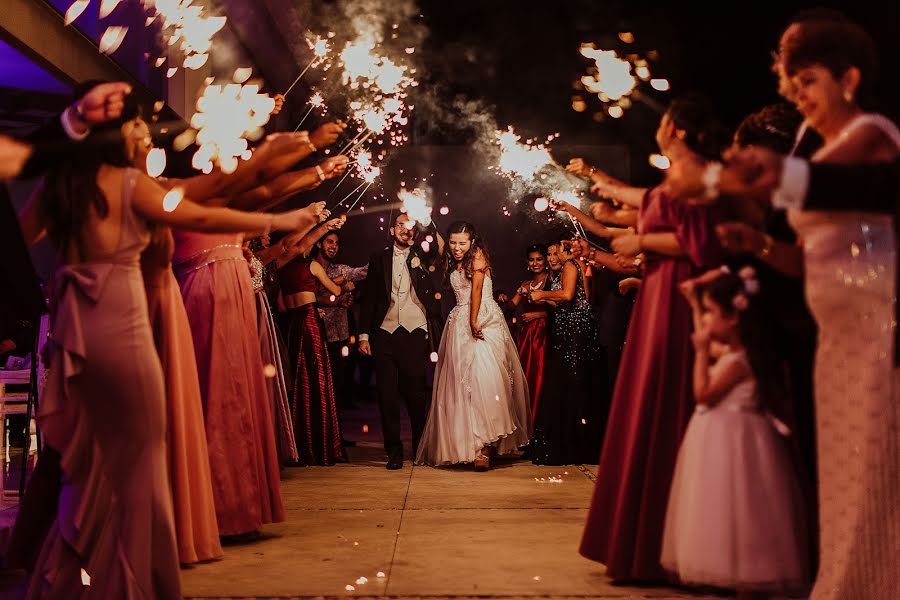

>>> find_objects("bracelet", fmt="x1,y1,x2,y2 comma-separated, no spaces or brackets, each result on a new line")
315,165,325,181
702,162,723,201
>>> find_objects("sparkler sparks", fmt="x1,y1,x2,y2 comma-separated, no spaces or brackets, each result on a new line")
146,148,167,178
579,47,637,101
152,0,227,72
494,128,557,181
64,0,90,25
398,188,432,227
99,26,129,55
190,83,276,174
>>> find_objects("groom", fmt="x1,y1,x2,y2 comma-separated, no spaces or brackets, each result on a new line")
358,212,444,469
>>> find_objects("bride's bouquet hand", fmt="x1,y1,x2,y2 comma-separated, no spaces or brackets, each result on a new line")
470,320,485,340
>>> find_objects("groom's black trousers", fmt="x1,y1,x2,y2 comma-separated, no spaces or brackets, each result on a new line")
371,327,428,456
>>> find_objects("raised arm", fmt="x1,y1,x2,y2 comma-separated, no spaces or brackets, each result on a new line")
228,156,349,212
611,231,684,259
590,201,639,227
277,216,346,268
554,201,613,238
309,260,342,296
131,171,316,236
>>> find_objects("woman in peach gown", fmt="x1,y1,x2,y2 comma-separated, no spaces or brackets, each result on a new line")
781,21,900,600
17,97,316,597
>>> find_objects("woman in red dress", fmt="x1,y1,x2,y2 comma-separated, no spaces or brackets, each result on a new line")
506,244,550,421
277,217,348,466
579,95,725,582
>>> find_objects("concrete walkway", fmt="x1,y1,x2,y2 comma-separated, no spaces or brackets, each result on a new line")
182,423,726,599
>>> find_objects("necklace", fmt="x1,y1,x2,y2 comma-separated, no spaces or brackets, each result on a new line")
528,274,547,291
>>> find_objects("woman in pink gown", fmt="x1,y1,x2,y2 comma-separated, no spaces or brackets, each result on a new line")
17,99,315,597
141,226,223,563
580,96,724,582
173,231,286,536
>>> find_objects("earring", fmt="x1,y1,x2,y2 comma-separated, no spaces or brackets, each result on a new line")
843,89,854,103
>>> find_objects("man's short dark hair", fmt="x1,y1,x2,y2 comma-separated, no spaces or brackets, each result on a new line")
319,229,342,245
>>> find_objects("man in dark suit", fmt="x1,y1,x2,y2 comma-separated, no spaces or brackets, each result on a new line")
358,212,444,469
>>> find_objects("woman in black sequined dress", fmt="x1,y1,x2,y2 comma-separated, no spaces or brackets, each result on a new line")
528,241,609,465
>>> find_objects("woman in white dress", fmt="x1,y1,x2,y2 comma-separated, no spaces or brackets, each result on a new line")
415,221,530,471
781,19,900,600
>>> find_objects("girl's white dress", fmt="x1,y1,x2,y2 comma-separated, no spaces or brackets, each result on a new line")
415,268,530,465
661,350,810,594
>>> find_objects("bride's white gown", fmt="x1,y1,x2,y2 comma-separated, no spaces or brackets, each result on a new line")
415,268,530,465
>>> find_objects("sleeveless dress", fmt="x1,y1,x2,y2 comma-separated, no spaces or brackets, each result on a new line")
279,258,346,466
28,168,181,598
250,254,299,464
415,268,530,465
172,231,284,536
515,277,549,421
529,259,608,465
661,350,810,594
788,114,900,600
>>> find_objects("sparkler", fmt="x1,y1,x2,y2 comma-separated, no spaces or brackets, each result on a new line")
398,188,432,227
495,128,557,181
146,148,167,178
284,34,332,96
577,41,668,117
190,83,276,174
152,0,226,72
294,92,326,131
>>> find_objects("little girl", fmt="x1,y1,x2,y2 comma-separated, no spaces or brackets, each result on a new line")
661,267,810,599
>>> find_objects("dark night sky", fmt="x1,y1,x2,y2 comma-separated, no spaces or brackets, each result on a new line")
298,0,898,294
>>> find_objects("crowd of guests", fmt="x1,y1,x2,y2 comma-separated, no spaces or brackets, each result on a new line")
0,7,897,600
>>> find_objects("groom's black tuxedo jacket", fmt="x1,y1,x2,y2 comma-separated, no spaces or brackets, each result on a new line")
359,222,445,354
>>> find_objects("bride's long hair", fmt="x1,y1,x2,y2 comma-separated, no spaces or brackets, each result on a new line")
444,220,490,282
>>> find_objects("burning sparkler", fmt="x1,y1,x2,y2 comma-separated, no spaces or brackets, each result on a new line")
190,83,276,174
494,128,558,181
152,0,226,72
294,91,327,131
284,33,333,96
577,39,668,117
398,187,432,228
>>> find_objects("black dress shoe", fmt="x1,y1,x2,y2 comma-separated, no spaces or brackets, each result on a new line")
386,454,403,470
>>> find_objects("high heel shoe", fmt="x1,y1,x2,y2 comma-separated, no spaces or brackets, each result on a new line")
474,448,490,472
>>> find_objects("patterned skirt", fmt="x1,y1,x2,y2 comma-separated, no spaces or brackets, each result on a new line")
285,304,346,466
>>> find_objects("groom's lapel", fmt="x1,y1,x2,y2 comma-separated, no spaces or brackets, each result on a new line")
382,249,392,296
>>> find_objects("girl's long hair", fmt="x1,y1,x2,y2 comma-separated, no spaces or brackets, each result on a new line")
699,272,788,413
39,84,140,259
444,220,490,282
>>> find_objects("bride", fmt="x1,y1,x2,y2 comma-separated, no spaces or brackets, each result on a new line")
415,221,530,471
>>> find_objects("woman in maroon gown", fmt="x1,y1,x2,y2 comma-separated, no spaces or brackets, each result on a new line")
278,218,348,466
579,96,725,582
506,244,550,420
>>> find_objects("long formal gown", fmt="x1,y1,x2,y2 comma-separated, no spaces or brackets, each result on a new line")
515,279,549,421
28,168,181,599
142,226,223,563
580,186,720,581
250,254,299,464
280,258,346,466
661,350,810,594
788,113,900,600
173,231,284,536
530,259,608,465
415,269,530,465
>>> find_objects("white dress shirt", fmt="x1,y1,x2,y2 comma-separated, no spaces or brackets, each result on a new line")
359,246,427,342
772,156,811,211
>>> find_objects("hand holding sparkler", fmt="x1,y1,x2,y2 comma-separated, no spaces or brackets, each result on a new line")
318,155,350,181
611,233,643,258
272,94,285,116
310,121,348,150
565,158,597,179
71,82,133,128
325,215,347,231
